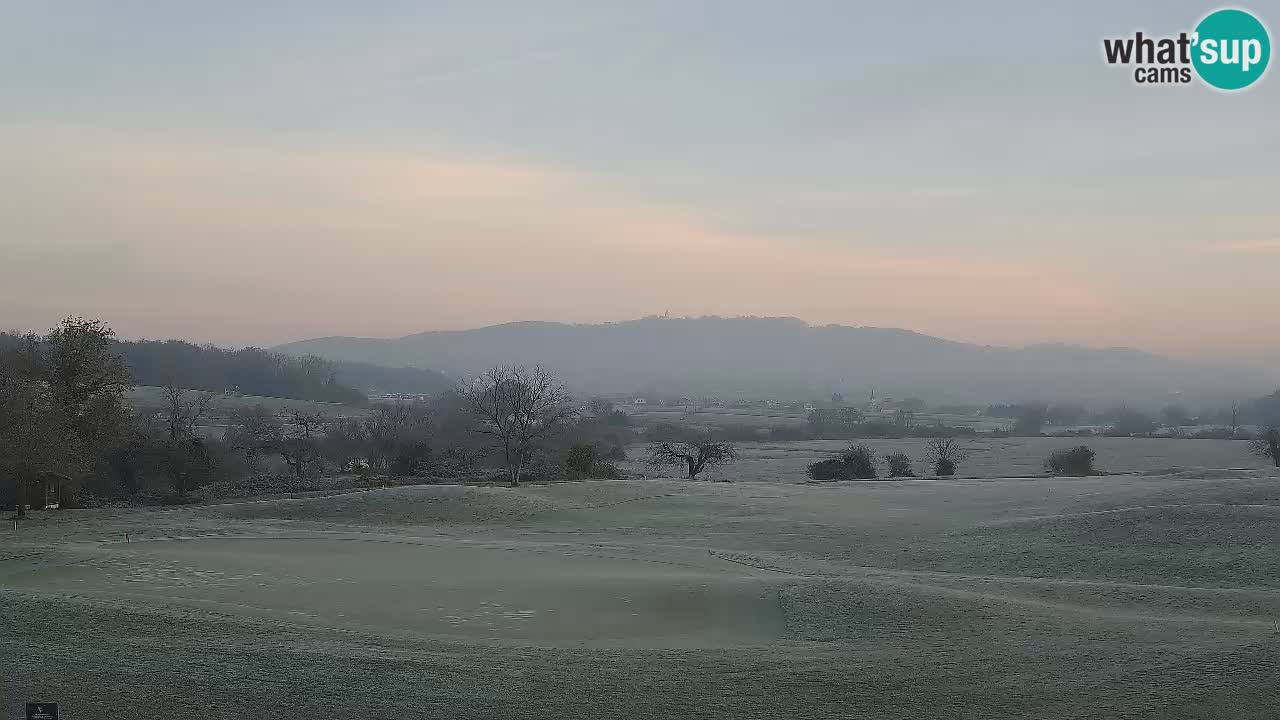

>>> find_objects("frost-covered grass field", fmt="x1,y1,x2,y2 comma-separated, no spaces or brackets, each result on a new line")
126,385,366,440
127,386,363,416
3,440,1279,719
625,436,1271,481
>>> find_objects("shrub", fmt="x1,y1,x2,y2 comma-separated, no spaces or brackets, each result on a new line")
388,441,432,477
565,442,628,480
1044,445,1096,476
885,452,915,477
806,458,848,481
566,443,599,475
522,448,567,482
805,443,878,480
1249,427,1280,467
842,444,878,479
925,437,969,476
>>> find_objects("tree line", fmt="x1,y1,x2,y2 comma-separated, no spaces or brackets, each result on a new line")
806,399,1280,440
0,332,459,407
806,438,970,480
119,340,369,404
4,317,1278,515
985,398,1280,436
0,332,369,405
0,319,640,511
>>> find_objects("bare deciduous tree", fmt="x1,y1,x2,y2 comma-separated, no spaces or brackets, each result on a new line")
462,365,574,486
159,384,217,496
161,384,216,442
1249,426,1280,468
226,405,282,466
322,416,370,473
925,437,971,476
647,438,736,480
294,354,338,386
586,397,615,418
281,410,327,478
363,401,433,475
440,445,486,472
225,406,327,478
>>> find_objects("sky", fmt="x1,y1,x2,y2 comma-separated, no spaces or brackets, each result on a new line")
1,1,1277,364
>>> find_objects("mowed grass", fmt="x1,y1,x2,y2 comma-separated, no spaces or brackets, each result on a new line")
2,451,1279,719
3,537,785,646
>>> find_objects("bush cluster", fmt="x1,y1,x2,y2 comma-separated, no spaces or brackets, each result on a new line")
884,452,915,477
1044,445,1096,476
807,444,880,481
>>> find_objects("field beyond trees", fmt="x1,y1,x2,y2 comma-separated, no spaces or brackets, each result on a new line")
626,436,1275,482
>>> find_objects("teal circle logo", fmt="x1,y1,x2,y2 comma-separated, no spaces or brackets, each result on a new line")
1192,9,1270,90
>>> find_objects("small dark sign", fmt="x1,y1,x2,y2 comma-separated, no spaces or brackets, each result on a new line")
26,703,58,720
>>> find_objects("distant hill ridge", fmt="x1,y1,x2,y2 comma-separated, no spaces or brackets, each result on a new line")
273,316,1271,407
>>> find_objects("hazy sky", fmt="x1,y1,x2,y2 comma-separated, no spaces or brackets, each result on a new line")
2,2,1277,363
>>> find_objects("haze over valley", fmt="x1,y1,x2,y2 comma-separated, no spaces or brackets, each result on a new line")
276,315,1271,408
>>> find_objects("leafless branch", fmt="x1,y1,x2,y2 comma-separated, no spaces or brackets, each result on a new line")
161,382,217,441
647,438,735,480
460,364,574,485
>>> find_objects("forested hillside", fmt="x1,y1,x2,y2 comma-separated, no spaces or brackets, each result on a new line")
0,334,453,405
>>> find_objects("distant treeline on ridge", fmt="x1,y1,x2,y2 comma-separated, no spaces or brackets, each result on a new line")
0,333,452,405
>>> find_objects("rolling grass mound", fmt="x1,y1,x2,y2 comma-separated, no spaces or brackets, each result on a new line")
217,485,573,525
4,537,786,647
933,504,1280,588
8,471,1280,718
